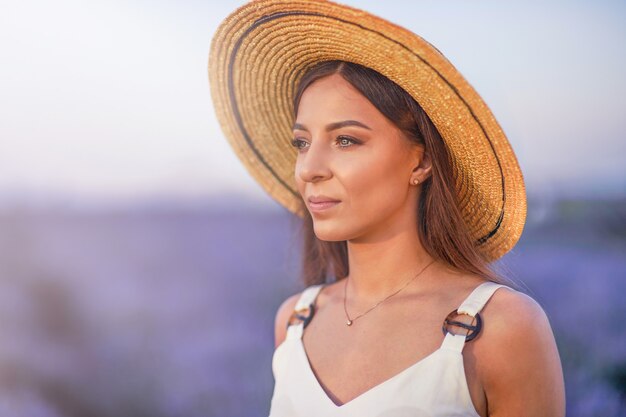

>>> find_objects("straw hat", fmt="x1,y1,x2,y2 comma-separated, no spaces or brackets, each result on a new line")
208,0,527,261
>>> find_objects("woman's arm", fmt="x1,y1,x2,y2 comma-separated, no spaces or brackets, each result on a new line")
479,288,566,417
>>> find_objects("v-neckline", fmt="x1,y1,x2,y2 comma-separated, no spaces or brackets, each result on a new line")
297,336,445,409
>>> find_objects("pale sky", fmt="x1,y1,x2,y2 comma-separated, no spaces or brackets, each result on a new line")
1,0,624,208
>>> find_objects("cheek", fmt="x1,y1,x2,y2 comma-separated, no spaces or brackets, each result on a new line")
340,153,409,213
319,161,408,241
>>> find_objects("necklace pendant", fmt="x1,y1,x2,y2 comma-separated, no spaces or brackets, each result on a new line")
346,319,353,326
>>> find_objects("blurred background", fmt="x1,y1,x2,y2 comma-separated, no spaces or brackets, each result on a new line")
0,0,624,416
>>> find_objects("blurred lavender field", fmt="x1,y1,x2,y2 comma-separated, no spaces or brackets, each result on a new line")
0,196,624,417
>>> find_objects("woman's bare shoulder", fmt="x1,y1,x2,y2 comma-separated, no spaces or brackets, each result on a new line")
273,291,303,349
481,285,551,342
484,284,544,320
476,286,566,416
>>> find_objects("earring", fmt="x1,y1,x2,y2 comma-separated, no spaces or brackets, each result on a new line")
412,178,420,185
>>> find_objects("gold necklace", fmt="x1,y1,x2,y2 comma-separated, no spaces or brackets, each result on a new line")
343,259,436,326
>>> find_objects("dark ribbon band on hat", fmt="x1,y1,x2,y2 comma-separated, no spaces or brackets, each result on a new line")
227,10,505,246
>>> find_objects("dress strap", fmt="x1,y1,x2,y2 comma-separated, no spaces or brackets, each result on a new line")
285,284,325,340
440,282,509,352
456,282,508,316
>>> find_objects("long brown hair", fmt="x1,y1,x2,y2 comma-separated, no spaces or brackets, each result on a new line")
290,60,518,289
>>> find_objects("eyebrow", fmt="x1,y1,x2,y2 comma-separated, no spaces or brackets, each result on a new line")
292,120,372,132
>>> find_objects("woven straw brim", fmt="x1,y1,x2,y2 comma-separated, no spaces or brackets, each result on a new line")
208,0,527,261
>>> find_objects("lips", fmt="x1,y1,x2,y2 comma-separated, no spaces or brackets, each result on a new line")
308,195,340,204
307,195,341,212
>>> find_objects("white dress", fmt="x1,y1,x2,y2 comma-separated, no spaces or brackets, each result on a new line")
269,281,510,416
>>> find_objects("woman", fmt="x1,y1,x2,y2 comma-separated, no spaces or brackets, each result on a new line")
209,1,565,416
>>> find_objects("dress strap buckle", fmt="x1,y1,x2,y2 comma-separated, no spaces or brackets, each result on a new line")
286,304,316,330
440,282,509,352
285,284,325,339
441,309,483,342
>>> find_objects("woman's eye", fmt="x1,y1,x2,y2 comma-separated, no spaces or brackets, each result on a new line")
290,138,309,150
337,136,359,147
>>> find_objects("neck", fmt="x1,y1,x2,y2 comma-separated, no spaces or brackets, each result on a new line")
344,227,435,305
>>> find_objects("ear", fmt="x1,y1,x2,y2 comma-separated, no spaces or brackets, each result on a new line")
410,145,432,184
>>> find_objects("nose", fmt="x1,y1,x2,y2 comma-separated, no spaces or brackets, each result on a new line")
295,139,332,183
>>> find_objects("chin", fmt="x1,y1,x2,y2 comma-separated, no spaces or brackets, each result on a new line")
311,220,352,242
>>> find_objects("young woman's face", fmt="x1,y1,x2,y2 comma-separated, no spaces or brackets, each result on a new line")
293,73,425,242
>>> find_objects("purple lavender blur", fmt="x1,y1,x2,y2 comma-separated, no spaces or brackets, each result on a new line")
0,196,624,416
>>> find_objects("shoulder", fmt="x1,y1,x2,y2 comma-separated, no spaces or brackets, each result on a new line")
273,290,303,349
476,285,565,416
485,285,546,327
482,285,552,344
